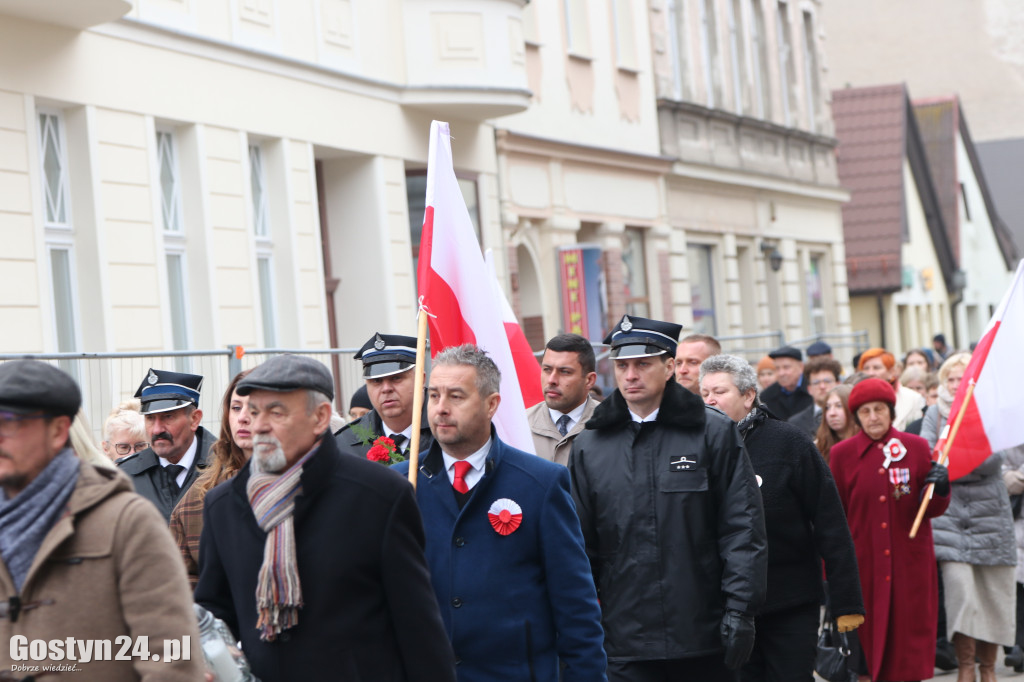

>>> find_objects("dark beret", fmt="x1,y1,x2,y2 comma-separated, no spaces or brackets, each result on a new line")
806,341,833,357
768,346,803,362
236,355,335,400
0,360,81,417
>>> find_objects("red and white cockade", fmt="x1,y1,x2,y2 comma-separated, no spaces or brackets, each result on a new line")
487,498,523,536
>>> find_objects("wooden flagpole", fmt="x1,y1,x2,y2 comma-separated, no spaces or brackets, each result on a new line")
407,302,430,489
909,380,976,538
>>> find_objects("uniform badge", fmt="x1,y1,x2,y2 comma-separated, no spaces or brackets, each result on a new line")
882,437,907,469
620,316,633,332
669,455,697,471
147,370,159,385
889,467,911,499
487,498,523,536
373,334,386,350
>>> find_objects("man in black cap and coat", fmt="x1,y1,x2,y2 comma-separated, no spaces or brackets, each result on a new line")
335,333,433,463
118,368,215,520
758,346,813,421
195,354,456,682
569,315,767,680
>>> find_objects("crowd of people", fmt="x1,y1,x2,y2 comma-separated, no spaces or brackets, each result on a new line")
0,321,1021,682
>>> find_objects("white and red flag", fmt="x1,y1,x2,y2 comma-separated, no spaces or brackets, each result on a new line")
416,120,537,453
934,259,1024,479
485,249,543,408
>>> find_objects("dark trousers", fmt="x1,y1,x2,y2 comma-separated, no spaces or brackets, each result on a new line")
1017,582,1024,649
608,656,737,682
740,602,819,682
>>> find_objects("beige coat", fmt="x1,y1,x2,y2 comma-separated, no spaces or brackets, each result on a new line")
526,397,601,466
0,461,203,681
895,383,926,431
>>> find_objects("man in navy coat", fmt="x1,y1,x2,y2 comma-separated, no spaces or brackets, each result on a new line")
394,344,607,682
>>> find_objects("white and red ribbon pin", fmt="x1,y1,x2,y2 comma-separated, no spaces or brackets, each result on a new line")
487,498,523,536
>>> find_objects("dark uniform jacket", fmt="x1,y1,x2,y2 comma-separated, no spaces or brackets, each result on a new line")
393,432,607,681
334,405,433,459
195,434,456,682
759,381,813,421
117,425,215,521
568,380,768,661
786,403,821,439
738,407,863,616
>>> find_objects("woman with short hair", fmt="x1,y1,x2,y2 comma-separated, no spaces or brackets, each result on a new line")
921,352,1016,682
830,378,950,682
699,354,864,681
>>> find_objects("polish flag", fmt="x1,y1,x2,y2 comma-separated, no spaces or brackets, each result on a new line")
934,259,1024,480
416,121,536,454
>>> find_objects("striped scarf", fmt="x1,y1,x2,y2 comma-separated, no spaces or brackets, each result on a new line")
246,446,318,641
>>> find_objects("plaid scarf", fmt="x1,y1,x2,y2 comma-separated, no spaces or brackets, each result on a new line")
246,445,318,641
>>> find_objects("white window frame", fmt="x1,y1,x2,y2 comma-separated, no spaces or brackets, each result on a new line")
749,0,769,119
687,242,719,335
156,129,184,233
249,143,270,239
612,0,638,71
164,247,192,351
667,0,691,101
776,1,794,127
801,9,820,133
727,0,747,115
256,251,278,348
38,110,72,231
563,0,592,58
698,0,719,109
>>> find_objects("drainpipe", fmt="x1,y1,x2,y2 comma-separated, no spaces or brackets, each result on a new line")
876,293,887,349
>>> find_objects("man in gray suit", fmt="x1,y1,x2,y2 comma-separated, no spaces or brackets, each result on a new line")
526,334,601,466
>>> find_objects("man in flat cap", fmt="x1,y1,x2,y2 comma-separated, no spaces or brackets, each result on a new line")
806,340,834,360
759,346,813,421
0,360,203,679
118,368,215,520
335,333,433,463
195,355,456,682
569,315,767,680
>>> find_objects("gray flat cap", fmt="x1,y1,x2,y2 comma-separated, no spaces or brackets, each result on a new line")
236,355,334,400
0,360,81,417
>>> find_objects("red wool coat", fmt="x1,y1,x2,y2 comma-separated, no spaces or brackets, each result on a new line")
830,427,950,682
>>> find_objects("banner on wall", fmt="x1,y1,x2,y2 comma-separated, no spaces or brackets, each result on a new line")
558,244,606,343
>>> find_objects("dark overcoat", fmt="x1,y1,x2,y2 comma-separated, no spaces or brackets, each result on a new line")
568,380,768,662
393,432,607,682
759,382,813,421
830,427,950,682
117,425,215,520
195,434,456,682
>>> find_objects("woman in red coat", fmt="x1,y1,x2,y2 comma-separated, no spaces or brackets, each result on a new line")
830,378,951,681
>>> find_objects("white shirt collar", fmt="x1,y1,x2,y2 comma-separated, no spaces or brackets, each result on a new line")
548,400,588,433
382,422,413,443
441,438,491,491
159,433,197,487
629,407,660,423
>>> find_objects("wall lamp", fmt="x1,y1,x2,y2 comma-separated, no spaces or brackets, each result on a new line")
760,241,783,272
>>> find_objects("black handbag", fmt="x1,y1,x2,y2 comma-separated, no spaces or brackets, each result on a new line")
816,610,855,682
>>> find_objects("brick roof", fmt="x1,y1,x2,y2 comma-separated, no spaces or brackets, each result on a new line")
832,84,956,295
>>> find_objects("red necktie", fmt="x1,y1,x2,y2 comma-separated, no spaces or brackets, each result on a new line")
452,460,472,494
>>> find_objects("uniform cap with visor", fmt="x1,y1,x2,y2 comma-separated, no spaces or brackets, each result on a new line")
134,368,203,415
355,333,418,379
604,315,682,359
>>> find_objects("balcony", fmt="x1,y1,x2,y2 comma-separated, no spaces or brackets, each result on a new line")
0,0,130,30
401,0,531,120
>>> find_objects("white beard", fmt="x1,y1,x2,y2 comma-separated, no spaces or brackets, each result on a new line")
252,435,287,474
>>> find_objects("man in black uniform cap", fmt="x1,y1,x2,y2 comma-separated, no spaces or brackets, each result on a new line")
335,333,433,462
117,368,215,520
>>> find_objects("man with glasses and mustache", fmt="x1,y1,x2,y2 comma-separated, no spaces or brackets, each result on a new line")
195,355,455,682
0,360,203,679
118,368,215,520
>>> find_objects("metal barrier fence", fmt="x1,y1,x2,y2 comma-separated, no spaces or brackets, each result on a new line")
0,348,366,445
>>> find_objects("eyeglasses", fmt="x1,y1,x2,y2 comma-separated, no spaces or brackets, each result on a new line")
0,412,47,439
809,378,836,387
113,441,150,456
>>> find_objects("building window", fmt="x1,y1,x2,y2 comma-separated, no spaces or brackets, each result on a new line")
776,1,797,127
39,112,70,228
563,0,591,58
157,131,183,232
750,0,771,119
612,0,638,70
727,0,749,115
165,253,190,351
688,243,717,334
49,247,78,353
699,0,723,108
622,227,650,317
807,254,825,335
668,0,692,101
257,255,277,348
249,144,270,238
801,11,820,133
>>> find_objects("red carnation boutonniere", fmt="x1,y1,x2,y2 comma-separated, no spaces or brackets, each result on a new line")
487,498,523,536
366,436,406,466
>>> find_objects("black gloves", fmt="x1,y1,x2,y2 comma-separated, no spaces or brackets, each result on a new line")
720,609,756,670
924,461,950,497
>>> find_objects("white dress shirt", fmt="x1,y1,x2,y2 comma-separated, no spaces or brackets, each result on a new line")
548,400,588,435
441,438,491,491
159,435,197,487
